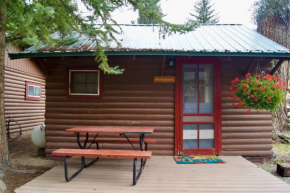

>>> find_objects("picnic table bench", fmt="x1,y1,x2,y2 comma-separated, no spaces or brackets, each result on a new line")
52,126,154,185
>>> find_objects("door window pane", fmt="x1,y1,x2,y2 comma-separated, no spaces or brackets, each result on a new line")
183,124,198,149
199,65,214,113
183,65,197,113
199,124,214,148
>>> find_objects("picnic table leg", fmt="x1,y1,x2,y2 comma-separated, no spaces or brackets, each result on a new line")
77,132,89,149
139,134,148,151
133,135,147,185
139,134,147,167
76,132,99,168
124,134,137,151
64,156,85,182
133,158,146,185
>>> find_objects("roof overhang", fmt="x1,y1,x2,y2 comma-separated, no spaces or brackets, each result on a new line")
8,51,290,59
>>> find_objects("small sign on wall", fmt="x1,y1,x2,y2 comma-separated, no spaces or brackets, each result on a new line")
154,76,175,83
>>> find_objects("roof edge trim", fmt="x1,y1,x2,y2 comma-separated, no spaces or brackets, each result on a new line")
9,51,290,59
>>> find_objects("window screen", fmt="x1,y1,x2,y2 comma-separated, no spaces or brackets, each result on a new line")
28,85,41,97
70,70,99,95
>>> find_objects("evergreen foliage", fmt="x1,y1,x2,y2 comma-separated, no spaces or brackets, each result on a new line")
253,0,290,25
137,0,161,24
190,0,219,24
0,0,197,74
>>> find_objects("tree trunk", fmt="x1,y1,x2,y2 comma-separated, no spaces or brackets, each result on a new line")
0,8,9,167
257,15,290,133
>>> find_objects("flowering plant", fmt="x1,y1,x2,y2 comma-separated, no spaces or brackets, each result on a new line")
229,72,286,113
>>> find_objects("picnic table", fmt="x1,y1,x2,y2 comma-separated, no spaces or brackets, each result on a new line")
52,126,155,185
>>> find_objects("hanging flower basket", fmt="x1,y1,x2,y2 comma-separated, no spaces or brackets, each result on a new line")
229,72,286,113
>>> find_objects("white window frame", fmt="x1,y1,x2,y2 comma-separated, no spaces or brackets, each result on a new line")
25,81,42,101
28,85,41,97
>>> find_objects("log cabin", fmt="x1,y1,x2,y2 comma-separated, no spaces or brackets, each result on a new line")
9,24,290,157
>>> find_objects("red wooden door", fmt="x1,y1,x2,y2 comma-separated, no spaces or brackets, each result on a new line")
175,57,221,156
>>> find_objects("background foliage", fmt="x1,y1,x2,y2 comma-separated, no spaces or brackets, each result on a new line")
253,0,290,25
137,0,161,24
189,0,219,24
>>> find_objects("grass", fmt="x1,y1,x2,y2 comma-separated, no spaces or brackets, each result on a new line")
272,143,290,158
253,142,290,185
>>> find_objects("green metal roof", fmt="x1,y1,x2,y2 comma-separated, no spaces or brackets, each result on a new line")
9,24,290,59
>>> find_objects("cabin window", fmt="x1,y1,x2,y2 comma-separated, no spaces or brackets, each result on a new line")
25,82,42,101
68,69,101,98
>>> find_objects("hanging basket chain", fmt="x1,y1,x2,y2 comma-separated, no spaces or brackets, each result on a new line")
254,60,263,76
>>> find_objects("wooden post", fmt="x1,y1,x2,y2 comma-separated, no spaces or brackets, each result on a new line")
38,60,50,76
270,59,285,75
161,56,166,76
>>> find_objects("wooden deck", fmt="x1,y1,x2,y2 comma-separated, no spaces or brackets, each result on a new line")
15,156,290,193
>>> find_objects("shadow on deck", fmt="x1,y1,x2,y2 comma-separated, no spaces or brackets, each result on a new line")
15,156,290,193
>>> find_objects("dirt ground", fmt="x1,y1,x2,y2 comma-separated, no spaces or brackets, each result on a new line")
1,131,290,192
1,131,60,193
254,143,290,185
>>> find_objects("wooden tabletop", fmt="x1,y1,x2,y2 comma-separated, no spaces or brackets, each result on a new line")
66,126,154,134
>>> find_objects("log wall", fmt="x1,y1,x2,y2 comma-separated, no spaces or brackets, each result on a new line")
44,56,273,156
221,58,273,157
45,56,174,155
4,45,45,134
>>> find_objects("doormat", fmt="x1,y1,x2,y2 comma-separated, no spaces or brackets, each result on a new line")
174,155,225,164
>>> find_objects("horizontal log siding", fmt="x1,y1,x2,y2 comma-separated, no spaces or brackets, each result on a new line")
45,56,174,155
4,68,46,134
5,44,44,77
5,45,45,134
44,56,273,156
221,59,273,157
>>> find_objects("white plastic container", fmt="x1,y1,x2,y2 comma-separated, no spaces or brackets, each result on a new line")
31,124,46,148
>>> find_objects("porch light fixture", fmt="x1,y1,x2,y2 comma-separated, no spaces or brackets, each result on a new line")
167,57,175,67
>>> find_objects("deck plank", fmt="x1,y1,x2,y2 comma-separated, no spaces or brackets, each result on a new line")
15,156,290,193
